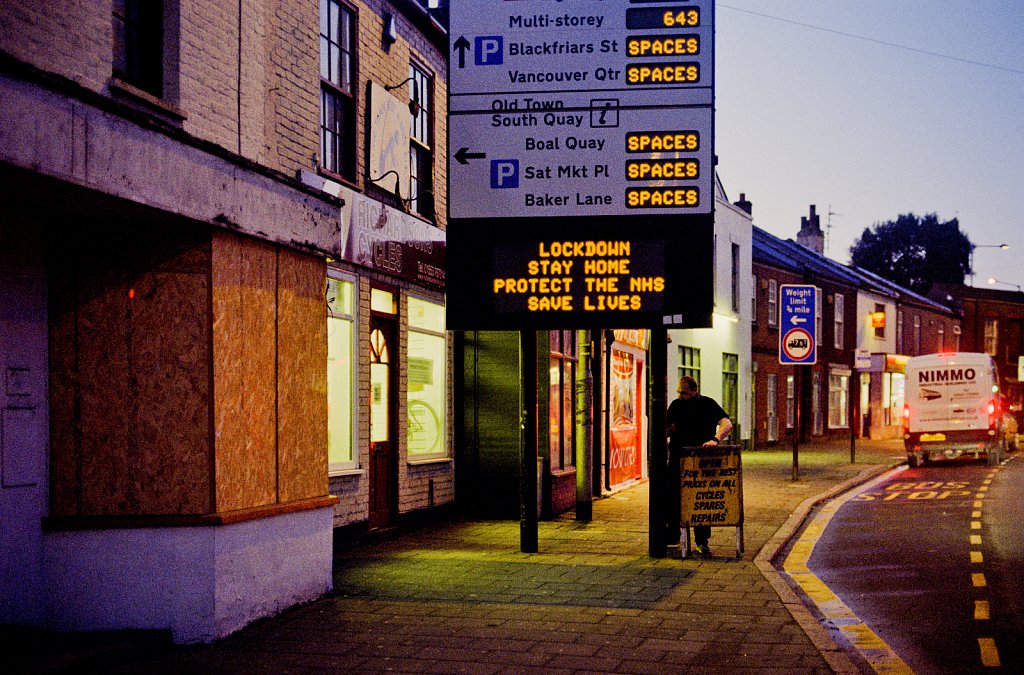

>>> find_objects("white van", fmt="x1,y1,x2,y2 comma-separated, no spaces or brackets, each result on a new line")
903,352,1008,467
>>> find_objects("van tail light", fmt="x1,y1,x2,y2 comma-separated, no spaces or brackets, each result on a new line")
902,404,911,435
988,399,997,429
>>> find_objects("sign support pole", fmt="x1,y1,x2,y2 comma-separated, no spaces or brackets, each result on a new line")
519,330,538,553
649,326,668,558
850,360,857,464
792,366,801,481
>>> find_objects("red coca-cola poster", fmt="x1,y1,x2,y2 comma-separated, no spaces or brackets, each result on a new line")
609,347,644,487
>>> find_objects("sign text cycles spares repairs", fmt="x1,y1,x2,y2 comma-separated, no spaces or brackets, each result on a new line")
680,447,742,528
492,239,666,314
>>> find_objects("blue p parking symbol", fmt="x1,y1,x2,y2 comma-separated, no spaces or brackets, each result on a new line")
491,160,519,189
475,36,503,65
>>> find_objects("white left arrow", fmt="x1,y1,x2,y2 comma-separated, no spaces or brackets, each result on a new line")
791,316,806,325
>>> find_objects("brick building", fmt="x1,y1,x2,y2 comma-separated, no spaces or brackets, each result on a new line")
0,0,448,643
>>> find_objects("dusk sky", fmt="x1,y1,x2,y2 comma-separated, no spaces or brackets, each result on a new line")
714,1,1024,290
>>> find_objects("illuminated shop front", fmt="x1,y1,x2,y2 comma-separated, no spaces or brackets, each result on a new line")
327,190,449,533
606,330,649,491
862,353,908,440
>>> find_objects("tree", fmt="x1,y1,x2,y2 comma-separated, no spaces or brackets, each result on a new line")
849,213,973,293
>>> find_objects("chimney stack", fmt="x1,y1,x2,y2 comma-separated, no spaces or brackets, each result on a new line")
797,204,825,254
733,193,752,216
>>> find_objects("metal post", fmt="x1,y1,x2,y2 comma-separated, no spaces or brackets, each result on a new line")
649,326,668,558
520,330,538,553
792,366,801,481
849,362,857,464
575,330,593,521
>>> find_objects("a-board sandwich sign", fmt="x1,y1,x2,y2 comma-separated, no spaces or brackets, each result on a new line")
679,445,743,528
447,0,716,330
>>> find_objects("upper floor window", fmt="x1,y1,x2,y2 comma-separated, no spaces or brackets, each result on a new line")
913,315,921,353
833,293,844,349
896,309,905,353
751,275,758,323
113,0,164,98
873,303,886,339
320,0,356,181
984,319,998,356
409,62,434,219
767,279,778,327
730,244,740,312
677,346,701,390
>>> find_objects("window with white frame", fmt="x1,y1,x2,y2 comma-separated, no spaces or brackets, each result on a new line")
913,315,921,353
327,275,356,470
984,319,998,356
730,243,741,312
897,309,904,353
678,346,701,390
751,275,758,323
768,279,778,327
319,0,356,181
409,61,434,219
766,374,778,441
786,374,795,429
407,296,447,459
833,293,844,349
828,369,849,428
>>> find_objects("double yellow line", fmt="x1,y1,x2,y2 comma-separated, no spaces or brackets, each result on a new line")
783,470,913,674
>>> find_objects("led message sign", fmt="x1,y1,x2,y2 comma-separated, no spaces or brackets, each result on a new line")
447,0,715,329
447,216,713,330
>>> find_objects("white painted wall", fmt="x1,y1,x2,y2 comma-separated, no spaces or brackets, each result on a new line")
666,184,754,441
43,506,334,643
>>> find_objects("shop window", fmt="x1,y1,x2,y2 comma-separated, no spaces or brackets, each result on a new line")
327,275,356,470
828,370,849,429
549,331,576,471
768,279,778,327
409,62,434,219
677,346,701,390
371,287,396,314
319,0,356,181
112,0,164,98
407,296,447,459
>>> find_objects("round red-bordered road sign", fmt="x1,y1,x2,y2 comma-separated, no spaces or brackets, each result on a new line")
782,328,814,362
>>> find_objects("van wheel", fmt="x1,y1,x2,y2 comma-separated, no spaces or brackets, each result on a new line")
908,454,920,468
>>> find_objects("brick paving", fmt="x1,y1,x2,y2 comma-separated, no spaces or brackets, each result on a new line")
6,439,906,674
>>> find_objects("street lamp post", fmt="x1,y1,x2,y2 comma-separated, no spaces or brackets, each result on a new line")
971,243,1009,285
988,277,1023,293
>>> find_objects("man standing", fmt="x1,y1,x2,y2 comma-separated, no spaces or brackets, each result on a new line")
667,376,733,555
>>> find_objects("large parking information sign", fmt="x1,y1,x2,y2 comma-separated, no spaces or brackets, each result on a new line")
447,0,716,330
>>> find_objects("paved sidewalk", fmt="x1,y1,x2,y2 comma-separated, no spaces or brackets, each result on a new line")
7,439,905,674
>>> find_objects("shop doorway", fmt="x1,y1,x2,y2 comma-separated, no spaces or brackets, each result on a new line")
368,315,398,530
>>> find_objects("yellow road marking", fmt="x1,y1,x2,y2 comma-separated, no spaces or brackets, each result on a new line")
970,551,984,564
783,471,913,675
973,500,984,508
972,510,982,518
971,535,982,545
972,573,987,587
975,600,990,620
978,638,1001,667
972,521,982,530
978,485,989,492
